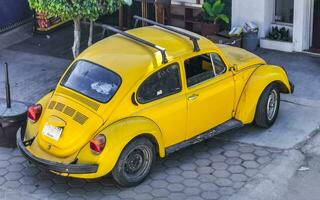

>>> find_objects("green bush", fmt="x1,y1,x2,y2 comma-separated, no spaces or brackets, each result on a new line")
28,0,131,57
202,0,229,24
267,26,292,42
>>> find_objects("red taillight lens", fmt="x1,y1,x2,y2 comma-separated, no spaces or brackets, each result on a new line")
90,135,106,154
27,104,42,123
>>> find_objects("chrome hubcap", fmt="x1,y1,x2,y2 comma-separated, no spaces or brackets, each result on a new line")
267,89,278,121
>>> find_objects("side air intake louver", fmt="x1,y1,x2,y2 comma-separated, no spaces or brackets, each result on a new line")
48,101,56,109
73,112,89,125
55,102,65,112
63,106,76,117
47,101,88,125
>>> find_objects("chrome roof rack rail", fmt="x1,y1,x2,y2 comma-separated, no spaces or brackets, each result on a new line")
84,21,168,64
133,15,200,52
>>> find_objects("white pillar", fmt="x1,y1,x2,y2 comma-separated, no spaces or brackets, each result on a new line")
293,0,312,51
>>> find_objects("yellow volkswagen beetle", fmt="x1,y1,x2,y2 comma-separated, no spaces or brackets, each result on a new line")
17,16,293,187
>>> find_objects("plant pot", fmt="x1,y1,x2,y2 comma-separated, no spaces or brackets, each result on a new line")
201,22,220,36
156,0,171,5
242,32,259,52
0,100,27,148
260,38,294,52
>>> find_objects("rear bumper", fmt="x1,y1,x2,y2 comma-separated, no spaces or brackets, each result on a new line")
17,131,98,174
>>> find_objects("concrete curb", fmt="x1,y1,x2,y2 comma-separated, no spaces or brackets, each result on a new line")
229,149,304,200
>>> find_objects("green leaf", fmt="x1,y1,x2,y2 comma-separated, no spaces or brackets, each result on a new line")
202,0,229,23
212,0,224,15
28,0,129,20
216,14,229,24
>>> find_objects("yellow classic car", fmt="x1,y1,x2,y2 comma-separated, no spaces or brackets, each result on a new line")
17,16,294,187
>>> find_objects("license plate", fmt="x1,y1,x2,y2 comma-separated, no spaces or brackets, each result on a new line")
42,124,63,141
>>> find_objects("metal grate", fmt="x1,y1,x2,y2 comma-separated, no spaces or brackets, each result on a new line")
55,102,65,112
47,100,89,125
48,101,56,109
73,112,88,125
63,106,76,117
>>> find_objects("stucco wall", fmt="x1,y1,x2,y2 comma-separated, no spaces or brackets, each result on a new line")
232,0,273,38
232,0,313,52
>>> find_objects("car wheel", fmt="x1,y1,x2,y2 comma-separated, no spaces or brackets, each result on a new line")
112,137,156,187
254,83,280,128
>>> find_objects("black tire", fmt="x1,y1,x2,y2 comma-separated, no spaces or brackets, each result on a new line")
254,83,280,128
112,137,156,187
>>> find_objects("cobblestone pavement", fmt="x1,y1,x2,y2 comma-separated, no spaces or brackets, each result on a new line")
0,138,282,200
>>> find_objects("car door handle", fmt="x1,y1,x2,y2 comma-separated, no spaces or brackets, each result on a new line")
188,94,199,101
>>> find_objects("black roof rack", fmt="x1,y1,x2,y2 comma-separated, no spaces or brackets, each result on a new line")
88,22,168,64
133,15,200,52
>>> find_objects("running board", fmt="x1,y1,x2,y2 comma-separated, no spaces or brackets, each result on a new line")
165,119,243,155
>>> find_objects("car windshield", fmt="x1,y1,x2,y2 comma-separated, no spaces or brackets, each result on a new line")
61,60,121,103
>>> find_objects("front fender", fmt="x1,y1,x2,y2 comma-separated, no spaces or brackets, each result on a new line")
75,116,164,178
235,65,291,124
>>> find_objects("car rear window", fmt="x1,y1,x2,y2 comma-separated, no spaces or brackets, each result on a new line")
61,60,121,103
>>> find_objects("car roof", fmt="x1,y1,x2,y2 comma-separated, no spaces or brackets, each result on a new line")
77,26,218,79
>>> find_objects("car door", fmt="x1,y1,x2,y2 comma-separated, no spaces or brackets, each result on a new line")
183,52,235,139
135,62,188,147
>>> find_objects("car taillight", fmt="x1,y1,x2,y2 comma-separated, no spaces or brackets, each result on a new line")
90,135,106,154
27,104,42,123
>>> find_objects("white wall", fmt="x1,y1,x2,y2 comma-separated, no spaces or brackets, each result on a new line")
232,0,313,52
232,0,274,38
263,0,275,37
232,0,264,37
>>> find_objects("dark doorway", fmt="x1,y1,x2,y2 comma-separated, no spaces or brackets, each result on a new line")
312,0,320,50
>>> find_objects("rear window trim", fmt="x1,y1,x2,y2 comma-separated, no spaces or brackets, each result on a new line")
60,59,122,104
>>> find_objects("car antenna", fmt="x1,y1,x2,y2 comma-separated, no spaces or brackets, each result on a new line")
4,63,11,108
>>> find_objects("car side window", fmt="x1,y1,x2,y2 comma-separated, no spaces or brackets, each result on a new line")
210,53,227,75
137,63,182,104
184,54,215,87
184,53,226,87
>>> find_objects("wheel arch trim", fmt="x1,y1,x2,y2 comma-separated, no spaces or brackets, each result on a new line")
234,65,291,124
75,116,165,178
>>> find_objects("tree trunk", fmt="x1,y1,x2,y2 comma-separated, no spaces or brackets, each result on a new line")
88,20,93,47
72,17,81,58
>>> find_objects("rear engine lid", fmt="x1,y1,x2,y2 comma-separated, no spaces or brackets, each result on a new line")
34,95,104,158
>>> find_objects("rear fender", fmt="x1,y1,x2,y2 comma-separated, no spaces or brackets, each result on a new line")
235,65,291,124
76,116,164,178
25,91,54,140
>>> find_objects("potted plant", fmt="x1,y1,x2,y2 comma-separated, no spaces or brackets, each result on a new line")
267,26,292,42
201,0,229,36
